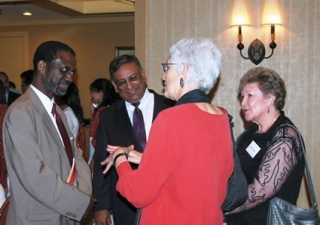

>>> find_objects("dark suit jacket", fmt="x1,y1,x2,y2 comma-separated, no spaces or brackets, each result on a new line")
7,90,21,105
93,90,173,225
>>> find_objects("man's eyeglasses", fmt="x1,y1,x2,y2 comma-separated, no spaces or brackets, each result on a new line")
161,63,177,73
114,74,139,89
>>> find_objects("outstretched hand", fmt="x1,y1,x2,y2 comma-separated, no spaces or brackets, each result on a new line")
101,154,113,174
101,145,136,174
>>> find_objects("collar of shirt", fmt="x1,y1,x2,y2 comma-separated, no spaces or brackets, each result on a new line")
30,85,64,143
125,89,154,140
125,89,150,111
30,85,54,118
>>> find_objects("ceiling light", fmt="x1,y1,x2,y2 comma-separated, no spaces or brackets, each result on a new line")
23,12,32,16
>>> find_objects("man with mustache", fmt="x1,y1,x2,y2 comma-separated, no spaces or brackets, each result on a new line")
93,55,174,225
3,41,94,225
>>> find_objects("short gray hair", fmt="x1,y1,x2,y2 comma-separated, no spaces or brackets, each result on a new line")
169,38,221,94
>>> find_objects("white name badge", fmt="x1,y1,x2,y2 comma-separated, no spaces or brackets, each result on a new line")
246,140,261,158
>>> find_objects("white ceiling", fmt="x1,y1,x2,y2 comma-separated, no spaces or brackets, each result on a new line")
0,0,134,25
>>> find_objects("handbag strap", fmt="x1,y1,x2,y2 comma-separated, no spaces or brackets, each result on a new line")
279,124,318,207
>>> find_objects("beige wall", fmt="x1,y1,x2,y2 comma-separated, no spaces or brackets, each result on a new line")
136,0,320,208
0,19,134,118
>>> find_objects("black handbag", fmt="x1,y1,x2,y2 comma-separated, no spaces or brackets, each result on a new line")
267,124,320,225
222,115,248,212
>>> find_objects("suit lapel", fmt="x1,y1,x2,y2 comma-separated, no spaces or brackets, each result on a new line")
114,100,143,152
28,88,71,167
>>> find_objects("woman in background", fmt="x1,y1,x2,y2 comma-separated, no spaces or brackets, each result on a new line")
102,37,234,225
55,82,86,160
89,78,120,165
225,67,305,225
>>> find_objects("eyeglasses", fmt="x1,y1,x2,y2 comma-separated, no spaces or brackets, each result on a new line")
161,63,177,73
114,74,140,89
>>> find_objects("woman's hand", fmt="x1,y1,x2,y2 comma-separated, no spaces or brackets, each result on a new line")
107,145,142,164
127,148,143,164
101,154,113,174
101,145,137,174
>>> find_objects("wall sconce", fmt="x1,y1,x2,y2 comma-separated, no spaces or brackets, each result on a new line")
231,0,282,65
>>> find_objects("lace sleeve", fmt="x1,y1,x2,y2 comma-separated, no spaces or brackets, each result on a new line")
230,125,303,213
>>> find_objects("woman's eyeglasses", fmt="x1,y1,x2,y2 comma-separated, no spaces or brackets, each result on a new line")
161,63,177,73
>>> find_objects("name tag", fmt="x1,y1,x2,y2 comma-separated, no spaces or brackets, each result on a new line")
246,141,261,158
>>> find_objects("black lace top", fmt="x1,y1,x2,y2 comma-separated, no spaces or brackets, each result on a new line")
226,111,305,225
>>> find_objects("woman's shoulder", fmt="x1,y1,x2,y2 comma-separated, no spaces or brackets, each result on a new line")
269,114,297,136
157,104,229,121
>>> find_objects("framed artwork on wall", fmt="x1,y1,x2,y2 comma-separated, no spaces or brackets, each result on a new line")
115,46,135,56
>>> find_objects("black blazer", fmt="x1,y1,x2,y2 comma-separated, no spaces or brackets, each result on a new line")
7,90,21,106
93,90,173,225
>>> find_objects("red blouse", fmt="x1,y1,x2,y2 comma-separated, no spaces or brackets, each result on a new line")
116,104,234,225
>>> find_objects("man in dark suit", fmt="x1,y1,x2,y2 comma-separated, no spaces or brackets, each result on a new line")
3,41,93,225
0,71,21,105
93,55,174,225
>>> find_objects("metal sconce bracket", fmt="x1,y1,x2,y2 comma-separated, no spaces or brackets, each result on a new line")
236,25,278,65
237,38,277,65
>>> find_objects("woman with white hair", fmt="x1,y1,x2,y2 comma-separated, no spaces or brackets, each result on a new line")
102,37,234,225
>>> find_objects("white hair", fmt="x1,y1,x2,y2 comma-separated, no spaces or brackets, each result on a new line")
169,37,221,94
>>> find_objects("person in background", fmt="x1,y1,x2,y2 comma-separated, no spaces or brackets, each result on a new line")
55,82,87,161
224,67,305,225
9,81,22,95
0,81,8,192
101,38,233,225
20,69,34,94
88,78,120,165
93,54,174,225
3,40,94,225
0,71,21,105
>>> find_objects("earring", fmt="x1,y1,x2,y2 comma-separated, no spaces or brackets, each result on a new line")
180,78,184,88
267,107,270,113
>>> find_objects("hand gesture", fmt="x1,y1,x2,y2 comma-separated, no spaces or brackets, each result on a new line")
107,145,142,164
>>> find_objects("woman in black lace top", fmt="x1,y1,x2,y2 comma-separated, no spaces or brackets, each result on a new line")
225,67,305,225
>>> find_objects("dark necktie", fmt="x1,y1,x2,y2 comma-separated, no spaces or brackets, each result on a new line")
132,102,146,150
52,104,73,165
132,102,146,224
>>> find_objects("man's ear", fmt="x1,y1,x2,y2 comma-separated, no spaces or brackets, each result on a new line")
141,68,148,82
111,80,119,93
37,60,46,75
